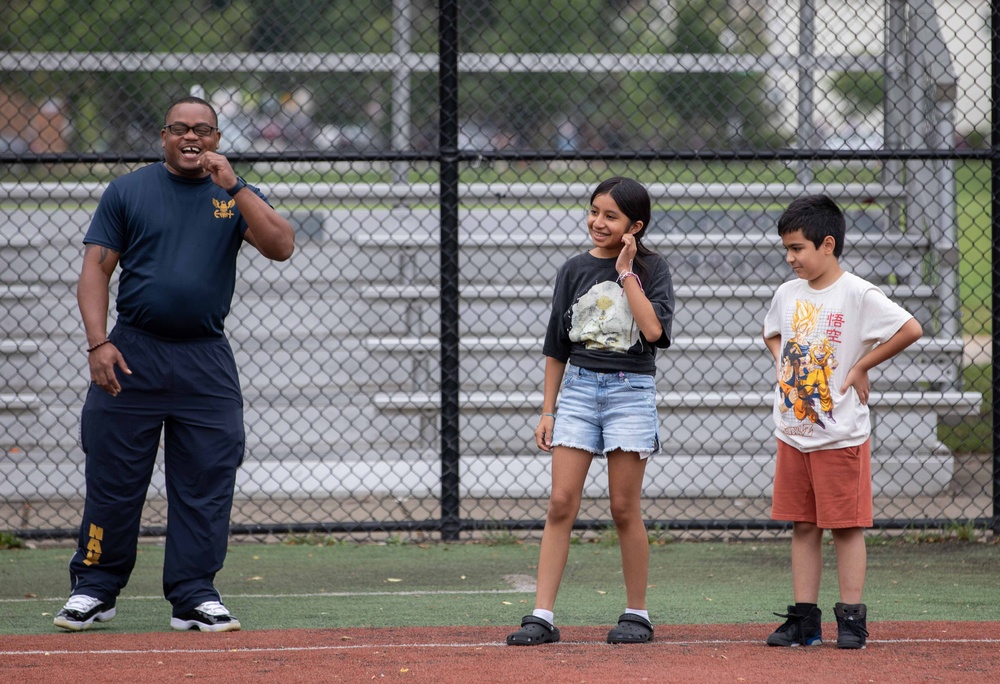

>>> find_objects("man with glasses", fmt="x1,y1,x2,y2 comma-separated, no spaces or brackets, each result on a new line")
54,96,294,633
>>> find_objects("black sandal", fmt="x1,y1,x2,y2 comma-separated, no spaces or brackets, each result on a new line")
506,615,561,645
606,613,654,644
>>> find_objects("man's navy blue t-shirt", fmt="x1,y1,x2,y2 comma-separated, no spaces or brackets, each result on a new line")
84,162,269,339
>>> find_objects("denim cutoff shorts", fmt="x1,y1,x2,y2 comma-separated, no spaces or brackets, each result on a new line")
551,365,660,458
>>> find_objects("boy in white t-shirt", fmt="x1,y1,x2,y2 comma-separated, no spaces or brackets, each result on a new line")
762,195,923,649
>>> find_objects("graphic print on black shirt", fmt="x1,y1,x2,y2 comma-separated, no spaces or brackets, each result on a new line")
569,280,638,353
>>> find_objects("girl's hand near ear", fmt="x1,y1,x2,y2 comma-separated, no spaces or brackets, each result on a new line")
616,233,637,274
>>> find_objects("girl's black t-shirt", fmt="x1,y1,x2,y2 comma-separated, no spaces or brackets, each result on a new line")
542,252,675,375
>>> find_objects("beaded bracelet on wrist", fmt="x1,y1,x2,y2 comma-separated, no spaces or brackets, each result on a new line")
86,339,111,353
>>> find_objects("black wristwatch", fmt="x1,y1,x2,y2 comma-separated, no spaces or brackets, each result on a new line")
226,177,247,197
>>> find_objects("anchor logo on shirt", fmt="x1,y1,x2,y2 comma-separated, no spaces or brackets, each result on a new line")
212,197,236,219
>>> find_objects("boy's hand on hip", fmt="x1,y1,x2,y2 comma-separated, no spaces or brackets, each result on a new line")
840,366,870,405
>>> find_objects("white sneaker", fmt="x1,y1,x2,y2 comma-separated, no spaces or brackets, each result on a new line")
53,594,117,631
170,600,241,632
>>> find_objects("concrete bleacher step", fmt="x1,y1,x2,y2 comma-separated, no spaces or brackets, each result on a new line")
5,373,976,504
0,392,40,412
7,382,977,468
0,404,87,452
2,179,907,205
358,282,943,337
367,388,979,459
360,335,966,392
351,226,931,287
223,448,963,499
0,182,978,506
0,448,957,501
368,386,981,414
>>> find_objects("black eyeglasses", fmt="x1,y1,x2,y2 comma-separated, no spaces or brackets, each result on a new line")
162,122,218,137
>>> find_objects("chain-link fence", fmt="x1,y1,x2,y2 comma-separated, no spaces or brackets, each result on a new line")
1,0,995,541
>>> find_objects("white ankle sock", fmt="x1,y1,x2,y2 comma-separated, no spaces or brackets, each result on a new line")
532,608,555,625
625,608,649,621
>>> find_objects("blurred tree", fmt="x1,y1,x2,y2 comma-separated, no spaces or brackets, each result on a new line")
0,0,784,154
1,0,254,152
459,0,617,150
657,0,780,149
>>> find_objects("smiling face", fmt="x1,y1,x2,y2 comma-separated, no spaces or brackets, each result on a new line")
780,228,841,288
587,192,642,258
161,102,220,177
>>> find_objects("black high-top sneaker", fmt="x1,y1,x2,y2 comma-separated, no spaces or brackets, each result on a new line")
834,602,869,649
766,604,823,646
53,594,117,631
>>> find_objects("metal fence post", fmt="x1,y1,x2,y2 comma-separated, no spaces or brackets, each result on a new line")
438,0,462,541
991,0,1000,538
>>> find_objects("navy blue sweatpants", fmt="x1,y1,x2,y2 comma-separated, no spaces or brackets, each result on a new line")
70,325,245,615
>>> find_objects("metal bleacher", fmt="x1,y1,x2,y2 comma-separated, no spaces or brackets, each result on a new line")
0,175,984,512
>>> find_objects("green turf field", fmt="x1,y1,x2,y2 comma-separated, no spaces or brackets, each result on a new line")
2,539,998,635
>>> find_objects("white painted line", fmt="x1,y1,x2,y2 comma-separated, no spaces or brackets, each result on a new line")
0,589,527,604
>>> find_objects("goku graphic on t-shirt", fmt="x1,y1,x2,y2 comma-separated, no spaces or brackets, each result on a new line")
778,299,838,430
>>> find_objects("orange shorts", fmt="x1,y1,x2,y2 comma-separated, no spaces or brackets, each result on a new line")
770,438,873,529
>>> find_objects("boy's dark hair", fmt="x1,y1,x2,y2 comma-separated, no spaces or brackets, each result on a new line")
777,194,846,257
164,96,218,126
591,176,656,280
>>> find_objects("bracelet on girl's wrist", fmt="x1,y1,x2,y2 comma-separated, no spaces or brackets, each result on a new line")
542,413,556,418
616,270,643,294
